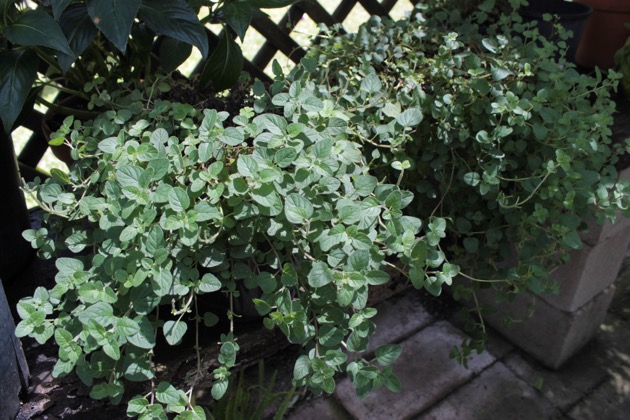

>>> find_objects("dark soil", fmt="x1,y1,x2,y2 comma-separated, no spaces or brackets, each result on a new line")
164,76,256,120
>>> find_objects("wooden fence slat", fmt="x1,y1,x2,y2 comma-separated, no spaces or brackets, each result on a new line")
359,0,388,16
251,14,306,64
299,1,338,26
333,0,358,23
252,5,306,70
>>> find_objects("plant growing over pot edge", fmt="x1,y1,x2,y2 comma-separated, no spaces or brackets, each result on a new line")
304,0,630,355
16,72,450,416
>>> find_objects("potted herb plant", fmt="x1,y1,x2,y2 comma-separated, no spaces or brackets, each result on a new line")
304,0,629,364
16,70,447,415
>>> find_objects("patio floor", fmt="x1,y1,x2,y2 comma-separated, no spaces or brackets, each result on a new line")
287,250,630,420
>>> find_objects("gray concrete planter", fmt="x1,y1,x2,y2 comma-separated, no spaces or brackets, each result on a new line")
473,166,630,369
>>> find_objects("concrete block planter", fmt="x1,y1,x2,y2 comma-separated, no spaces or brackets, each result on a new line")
472,167,630,368
476,283,615,369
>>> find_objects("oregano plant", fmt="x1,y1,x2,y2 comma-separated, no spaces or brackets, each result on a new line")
17,74,451,416
301,0,630,354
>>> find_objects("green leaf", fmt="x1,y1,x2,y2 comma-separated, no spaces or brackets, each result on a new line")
52,0,74,20
375,344,402,366
5,9,74,56
410,241,427,264
275,147,297,168
237,155,259,178
78,302,114,327
219,127,244,146
139,0,208,57
284,193,314,224
168,187,191,211
396,108,423,128
175,406,206,420
203,312,219,327
562,230,582,249
491,65,512,81
127,317,156,349
221,2,252,42
348,250,369,271
302,96,324,112
197,273,222,293
127,396,150,415
0,50,38,132
163,320,188,345
360,73,382,94
144,225,164,254
366,271,389,286
86,0,141,52
58,4,98,71
353,175,377,197
251,184,283,216
463,237,479,253
409,266,425,289
211,379,229,400
159,37,193,73
156,382,182,404
198,32,243,90
383,370,402,392
464,172,481,187
308,261,334,288
116,165,143,188
293,355,311,380
153,268,174,296
482,38,498,53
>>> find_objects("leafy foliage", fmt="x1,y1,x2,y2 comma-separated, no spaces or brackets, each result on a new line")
15,0,630,412
301,0,630,347
18,73,445,415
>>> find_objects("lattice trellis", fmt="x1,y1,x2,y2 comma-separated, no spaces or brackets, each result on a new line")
14,0,416,181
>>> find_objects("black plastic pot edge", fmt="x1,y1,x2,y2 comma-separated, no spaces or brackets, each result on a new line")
520,0,592,62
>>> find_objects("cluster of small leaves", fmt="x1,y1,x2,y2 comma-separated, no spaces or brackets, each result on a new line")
303,0,630,309
17,70,451,413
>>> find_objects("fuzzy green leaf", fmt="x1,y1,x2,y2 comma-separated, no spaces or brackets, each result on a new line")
163,320,188,345
308,261,334,288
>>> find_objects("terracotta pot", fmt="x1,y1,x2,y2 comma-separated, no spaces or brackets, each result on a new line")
575,0,630,69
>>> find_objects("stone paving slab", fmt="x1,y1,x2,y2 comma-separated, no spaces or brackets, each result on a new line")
597,314,630,369
567,372,630,420
503,351,609,412
447,312,514,361
417,362,561,420
365,292,434,354
286,396,351,420
334,321,495,419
